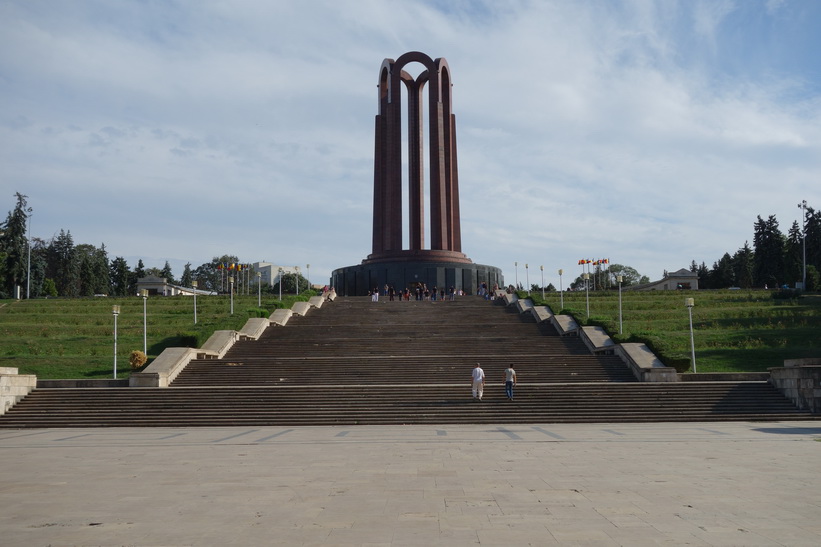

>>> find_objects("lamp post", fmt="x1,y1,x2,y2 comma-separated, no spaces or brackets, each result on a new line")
257,272,262,306
112,305,120,379
685,298,696,373
295,266,300,296
192,280,198,324
583,272,590,319
798,200,807,289
140,289,148,355
540,265,544,299
229,276,234,314
558,269,564,310
617,275,623,334
514,262,518,291
26,206,32,299
278,268,283,301
306,264,310,291
525,263,530,295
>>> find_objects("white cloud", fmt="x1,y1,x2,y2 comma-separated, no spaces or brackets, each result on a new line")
1,0,819,287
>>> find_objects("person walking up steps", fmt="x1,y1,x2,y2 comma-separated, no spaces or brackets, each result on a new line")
472,363,485,401
504,364,517,400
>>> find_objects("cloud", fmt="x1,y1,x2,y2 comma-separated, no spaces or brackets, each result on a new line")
1,0,819,287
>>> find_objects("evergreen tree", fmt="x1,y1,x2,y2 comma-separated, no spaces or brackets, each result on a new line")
47,230,78,297
710,253,735,289
752,215,784,288
732,242,754,289
784,221,803,288
159,260,174,283
803,206,821,273
109,257,131,296
180,262,193,287
0,192,31,297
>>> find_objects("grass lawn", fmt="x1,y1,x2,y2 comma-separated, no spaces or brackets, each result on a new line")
529,289,821,373
0,294,309,379
2,290,819,379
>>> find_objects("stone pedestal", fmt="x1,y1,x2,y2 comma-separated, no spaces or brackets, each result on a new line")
769,359,821,414
331,259,502,297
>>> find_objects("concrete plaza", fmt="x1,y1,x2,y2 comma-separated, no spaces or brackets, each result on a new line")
1,421,820,546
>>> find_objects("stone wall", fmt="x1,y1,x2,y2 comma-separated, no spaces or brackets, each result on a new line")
769,359,821,414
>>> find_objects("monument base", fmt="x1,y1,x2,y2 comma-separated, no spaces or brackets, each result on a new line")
331,259,503,297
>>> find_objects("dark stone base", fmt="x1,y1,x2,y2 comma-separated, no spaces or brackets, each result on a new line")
331,260,504,297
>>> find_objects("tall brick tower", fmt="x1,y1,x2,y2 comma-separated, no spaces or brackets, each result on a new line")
332,52,501,295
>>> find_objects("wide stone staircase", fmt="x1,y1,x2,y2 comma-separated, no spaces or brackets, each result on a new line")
1,296,816,427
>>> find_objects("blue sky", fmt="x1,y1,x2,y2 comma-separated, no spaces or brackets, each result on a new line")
2,0,820,288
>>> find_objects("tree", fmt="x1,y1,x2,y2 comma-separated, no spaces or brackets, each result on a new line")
160,260,175,284
110,257,131,296
732,242,754,289
606,264,645,287
752,215,784,288
0,192,31,297
708,253,735,289
46,230,78,297
802,205,821,274
784,221,803,288
193,255,239,293
180,262,193,287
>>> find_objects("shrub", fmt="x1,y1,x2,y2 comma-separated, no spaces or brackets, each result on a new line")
772,288,802,300
246,307,269,318
129,350,148,369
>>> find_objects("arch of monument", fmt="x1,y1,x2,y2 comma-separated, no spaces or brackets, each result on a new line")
332,52,502,296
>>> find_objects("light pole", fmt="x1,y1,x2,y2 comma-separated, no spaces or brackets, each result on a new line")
112,305,120,378
306,264,310,291
514,262,518,291
798,200,807,289
583,272,590,319
278,268,283,301
525,263,530,295
192,280,198,324
617,275,623,334
257,272,262,306
540,265,544,300
685,298,696,373
26,206,32,299
229,276,234,314
140,289,148,355
295,266,300,296
558,269,564,310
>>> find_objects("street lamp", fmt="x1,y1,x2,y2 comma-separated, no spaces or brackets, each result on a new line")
617,275,623,334
514,262,518,291
295,266,300,296
798,200,807,289
583,272,590,319
140,289,148,355
540,265,545,299
229,276,234,314
192,281,198,324
112,305,120,378
525,263,530,295
306,264,310,291
685,298,696,373
26,206,32,299
257,272,262,306
278,268,283,301
558,269,564,310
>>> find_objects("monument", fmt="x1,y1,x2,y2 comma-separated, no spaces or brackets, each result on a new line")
331,52,502,295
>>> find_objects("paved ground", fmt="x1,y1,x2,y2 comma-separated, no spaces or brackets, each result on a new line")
1,421,820,546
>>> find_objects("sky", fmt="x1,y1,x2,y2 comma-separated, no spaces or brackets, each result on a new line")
2,0,820,289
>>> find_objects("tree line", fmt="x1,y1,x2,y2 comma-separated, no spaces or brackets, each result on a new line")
0,193,285,298
2,192,818,297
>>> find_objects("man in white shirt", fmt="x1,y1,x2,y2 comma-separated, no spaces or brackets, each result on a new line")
472,363,485,401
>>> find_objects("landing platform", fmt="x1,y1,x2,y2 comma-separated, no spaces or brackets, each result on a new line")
1,422,819,545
